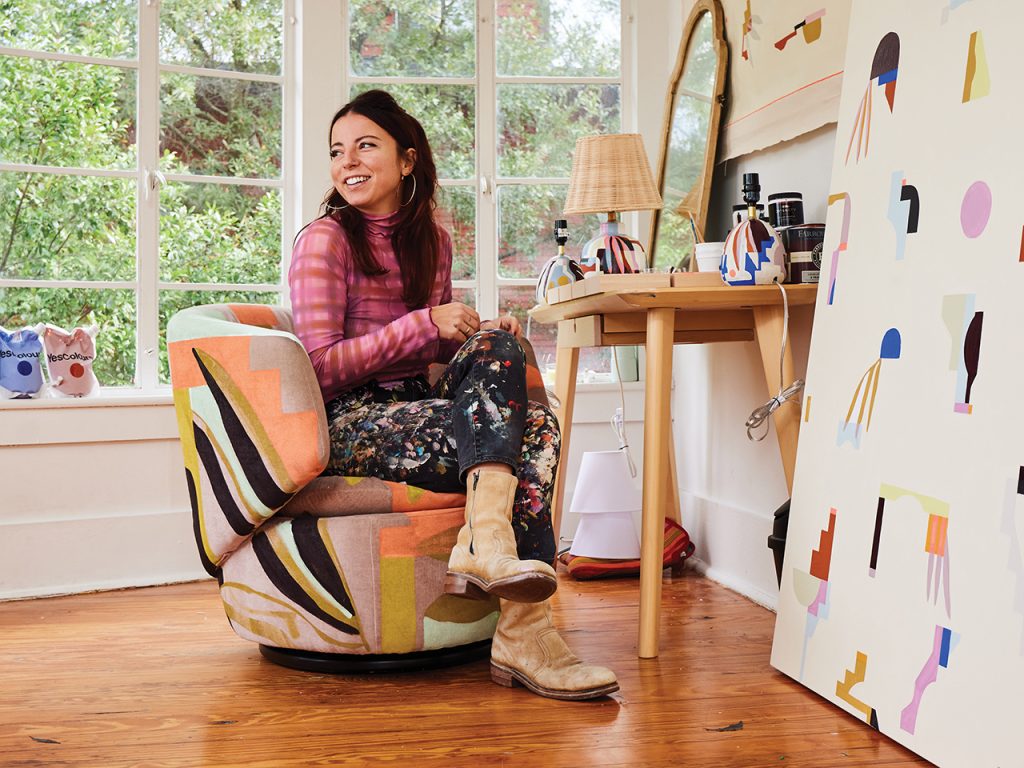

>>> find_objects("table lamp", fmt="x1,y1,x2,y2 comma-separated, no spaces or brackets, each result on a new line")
563,134,663,274
568,450,642,559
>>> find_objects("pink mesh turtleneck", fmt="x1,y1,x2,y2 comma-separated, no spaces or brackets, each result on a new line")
288,211,459,403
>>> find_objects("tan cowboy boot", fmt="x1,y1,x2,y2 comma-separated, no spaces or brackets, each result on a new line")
445,470,557,603
490,598,619,701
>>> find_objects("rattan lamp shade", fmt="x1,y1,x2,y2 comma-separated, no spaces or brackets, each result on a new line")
563,134,663,215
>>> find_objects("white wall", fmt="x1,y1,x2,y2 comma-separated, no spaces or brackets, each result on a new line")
0,386,642,600
613,0,838,609
675,127,836,608
0,399,203,599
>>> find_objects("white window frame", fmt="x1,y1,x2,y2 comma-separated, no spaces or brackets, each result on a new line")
0,0,295,395
338,0,637,323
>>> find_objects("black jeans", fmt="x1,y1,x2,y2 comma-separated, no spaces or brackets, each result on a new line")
323,330,559,563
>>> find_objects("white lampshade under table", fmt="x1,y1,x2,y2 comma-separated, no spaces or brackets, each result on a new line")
568,450,642,560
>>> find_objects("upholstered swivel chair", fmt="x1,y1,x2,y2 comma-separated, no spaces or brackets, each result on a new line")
168,303,542,672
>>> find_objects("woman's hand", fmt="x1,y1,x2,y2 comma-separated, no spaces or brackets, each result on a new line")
430,302,480,342
480,314,522,338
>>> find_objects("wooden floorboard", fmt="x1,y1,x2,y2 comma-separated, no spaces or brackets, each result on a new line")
0,570,932,767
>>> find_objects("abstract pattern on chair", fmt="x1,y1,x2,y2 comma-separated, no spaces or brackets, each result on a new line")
168,304,498,655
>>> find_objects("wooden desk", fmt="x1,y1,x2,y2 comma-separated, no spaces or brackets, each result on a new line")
529,282,817,658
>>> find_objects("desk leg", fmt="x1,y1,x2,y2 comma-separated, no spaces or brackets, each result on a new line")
640,307,674,659
551,344,580,553
752,304,799,496
666,427,682,524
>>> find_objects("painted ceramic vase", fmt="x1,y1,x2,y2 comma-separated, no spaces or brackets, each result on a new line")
721,217,787,286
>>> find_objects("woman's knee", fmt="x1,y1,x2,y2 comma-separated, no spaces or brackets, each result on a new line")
470,328,525,368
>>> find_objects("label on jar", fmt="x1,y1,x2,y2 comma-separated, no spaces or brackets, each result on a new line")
801,270,821,283
790,250,815,263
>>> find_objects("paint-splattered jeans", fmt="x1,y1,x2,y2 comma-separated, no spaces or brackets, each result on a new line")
323,330,559,564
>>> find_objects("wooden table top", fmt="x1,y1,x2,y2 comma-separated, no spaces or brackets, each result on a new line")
528,283,819,323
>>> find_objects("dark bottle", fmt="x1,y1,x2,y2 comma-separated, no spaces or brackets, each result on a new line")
742,172,762,220
554,219,569,256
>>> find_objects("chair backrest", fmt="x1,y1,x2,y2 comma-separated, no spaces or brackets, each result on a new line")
168,304,329,575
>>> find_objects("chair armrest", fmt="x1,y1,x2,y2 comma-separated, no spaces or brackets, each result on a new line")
168,304,328,574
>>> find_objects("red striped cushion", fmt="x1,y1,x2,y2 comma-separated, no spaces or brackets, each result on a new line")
558,517,695,580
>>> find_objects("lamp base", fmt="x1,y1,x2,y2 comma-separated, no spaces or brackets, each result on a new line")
579,218,646,274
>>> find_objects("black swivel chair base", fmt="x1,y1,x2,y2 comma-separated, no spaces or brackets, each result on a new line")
259,639,492,673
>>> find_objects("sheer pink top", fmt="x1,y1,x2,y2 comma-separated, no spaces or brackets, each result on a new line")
288,211,459,402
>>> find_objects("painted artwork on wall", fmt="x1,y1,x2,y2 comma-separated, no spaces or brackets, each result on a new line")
718,0,852,159
770,3,1022,767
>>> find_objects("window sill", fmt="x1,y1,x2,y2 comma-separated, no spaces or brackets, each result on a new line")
0,381,649,448
0,388,173,411
1,389,178,447
573,380,646,393
0,381,643,410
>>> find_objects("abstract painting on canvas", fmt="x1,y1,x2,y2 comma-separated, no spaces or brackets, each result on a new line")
771,2,1022,766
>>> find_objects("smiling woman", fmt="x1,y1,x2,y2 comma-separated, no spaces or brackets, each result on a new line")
286,89,618,701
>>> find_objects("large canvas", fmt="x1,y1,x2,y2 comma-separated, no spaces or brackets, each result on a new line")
770,2,1021,766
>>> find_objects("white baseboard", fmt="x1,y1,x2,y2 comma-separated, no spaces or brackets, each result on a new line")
687,556,778,612
0,574,214,603
677,490,784,611
0,507,209,601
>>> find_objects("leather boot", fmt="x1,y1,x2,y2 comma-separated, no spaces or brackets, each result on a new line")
490,598,619,701
445,470,557,603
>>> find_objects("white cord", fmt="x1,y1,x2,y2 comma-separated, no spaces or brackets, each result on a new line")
745,281,805,442
611,349,638,477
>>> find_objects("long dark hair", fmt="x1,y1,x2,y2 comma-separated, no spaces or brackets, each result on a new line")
322,90,440,309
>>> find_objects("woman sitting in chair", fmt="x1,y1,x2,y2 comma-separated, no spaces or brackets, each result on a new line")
288,89,617,701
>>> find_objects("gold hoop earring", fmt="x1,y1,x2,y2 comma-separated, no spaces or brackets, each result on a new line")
400,174,417,207
326,200,349,212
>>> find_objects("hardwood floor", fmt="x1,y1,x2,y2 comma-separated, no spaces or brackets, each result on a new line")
0,570,931,767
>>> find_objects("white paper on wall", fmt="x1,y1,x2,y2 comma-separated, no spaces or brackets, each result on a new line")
718,0,852,159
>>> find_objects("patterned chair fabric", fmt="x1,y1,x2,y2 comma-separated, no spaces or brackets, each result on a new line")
168,304,499,655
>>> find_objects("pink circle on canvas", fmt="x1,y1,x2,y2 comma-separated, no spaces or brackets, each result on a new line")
960,181,992,238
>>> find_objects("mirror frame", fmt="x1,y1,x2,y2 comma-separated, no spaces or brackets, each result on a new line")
648,0,728,270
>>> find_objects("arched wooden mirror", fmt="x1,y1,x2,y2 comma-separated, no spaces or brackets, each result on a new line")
648,0,728,270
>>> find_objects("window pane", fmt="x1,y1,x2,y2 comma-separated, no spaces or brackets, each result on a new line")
0,172,135,281
498,84,619,177
452,287,475,308
161,73,281,178
0,0,136,59
160,0,282,75
159,289,281,383
349,0,475,78
499,286,610,383
437,185,475,281
497,0,619,77
348,84,475,180
497,185,599,278
160,182,280,285
0,57,136,169
0,287,136,386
